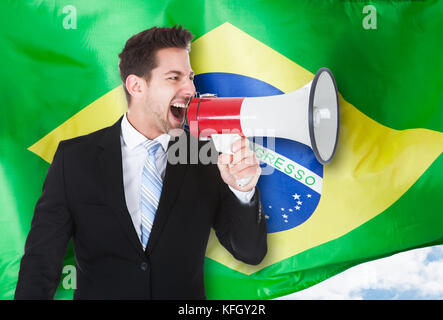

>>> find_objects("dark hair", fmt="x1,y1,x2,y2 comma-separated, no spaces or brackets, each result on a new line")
118,25,194,102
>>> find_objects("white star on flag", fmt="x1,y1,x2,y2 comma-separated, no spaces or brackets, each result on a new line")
292,193,301,200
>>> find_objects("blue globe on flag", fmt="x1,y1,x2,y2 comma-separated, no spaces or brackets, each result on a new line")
193,72,323,233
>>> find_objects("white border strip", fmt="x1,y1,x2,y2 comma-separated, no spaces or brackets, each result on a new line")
251,142,323,194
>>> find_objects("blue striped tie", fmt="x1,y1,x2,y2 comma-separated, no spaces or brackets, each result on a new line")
140,140,163,250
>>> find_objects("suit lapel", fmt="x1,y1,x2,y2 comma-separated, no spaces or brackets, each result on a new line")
98,117,146,258
145,133,189,255
98,118,189,257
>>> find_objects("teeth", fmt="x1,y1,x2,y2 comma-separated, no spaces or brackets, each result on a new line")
171,103,187,108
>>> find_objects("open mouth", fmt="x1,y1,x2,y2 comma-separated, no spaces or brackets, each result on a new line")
170,102,187,123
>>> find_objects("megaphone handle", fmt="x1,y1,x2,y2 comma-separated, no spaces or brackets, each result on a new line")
211,134,253,188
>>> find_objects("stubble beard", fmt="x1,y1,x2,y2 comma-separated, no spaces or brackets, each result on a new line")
166,118,186,137
153,106,185,137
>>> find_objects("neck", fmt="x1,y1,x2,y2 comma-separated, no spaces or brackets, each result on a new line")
126,106,162,140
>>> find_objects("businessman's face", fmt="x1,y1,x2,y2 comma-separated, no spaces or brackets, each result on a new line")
142,47,196,136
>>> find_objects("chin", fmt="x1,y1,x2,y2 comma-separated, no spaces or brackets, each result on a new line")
167,121,185,137
166,112,186,135
168,127,185,137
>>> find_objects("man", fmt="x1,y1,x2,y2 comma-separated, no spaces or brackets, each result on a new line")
15,25,267,300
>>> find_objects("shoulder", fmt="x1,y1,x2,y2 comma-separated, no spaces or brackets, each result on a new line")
54,115,123,164
58,126,110,153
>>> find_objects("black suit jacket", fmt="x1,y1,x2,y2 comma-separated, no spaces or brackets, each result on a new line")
15,117,267,300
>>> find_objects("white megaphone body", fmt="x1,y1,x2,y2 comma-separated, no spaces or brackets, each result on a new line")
187,67,340,186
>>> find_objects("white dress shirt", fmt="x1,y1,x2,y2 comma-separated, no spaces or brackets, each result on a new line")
120,113,255,241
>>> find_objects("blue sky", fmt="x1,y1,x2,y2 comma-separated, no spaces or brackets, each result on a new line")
277,245,443,300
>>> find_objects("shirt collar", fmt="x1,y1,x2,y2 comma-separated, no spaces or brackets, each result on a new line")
121,113,171,152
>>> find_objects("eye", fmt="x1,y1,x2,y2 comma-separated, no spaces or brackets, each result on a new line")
168,76,179,81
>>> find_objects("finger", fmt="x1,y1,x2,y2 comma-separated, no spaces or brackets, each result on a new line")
230,153,259,171
217,157,232,179
231,137,249,154
230,161,260,178
237,165,261,179
217,153,232,166
232,147,255,165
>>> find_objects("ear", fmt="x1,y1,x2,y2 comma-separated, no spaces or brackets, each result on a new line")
125,75,145,99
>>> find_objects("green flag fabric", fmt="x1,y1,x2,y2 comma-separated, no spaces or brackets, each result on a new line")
1,0,442,300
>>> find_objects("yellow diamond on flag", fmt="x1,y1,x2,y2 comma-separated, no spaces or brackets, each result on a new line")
191,23,443,274
28,86,127,164
27,22,443,277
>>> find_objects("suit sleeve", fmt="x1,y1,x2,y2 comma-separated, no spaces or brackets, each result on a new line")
213,180,267,266
15,142,73,299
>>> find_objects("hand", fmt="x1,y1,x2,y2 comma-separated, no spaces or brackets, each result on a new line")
217,138,261,192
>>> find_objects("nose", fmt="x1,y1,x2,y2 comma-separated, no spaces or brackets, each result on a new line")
181,78,196,100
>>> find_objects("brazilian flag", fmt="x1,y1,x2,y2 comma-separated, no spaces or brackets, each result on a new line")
1,0,442,300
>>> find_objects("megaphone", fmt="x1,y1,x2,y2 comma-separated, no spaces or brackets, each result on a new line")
187,67,340,185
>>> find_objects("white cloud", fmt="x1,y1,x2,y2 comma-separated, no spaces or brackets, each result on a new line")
276,245,443,300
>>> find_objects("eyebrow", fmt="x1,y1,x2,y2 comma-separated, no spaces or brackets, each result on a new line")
165,70,195,77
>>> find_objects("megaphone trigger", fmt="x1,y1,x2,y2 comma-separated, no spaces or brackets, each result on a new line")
211,133,242,155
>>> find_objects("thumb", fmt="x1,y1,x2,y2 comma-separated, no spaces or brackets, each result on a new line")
217,153,232,173
217,153,232,166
